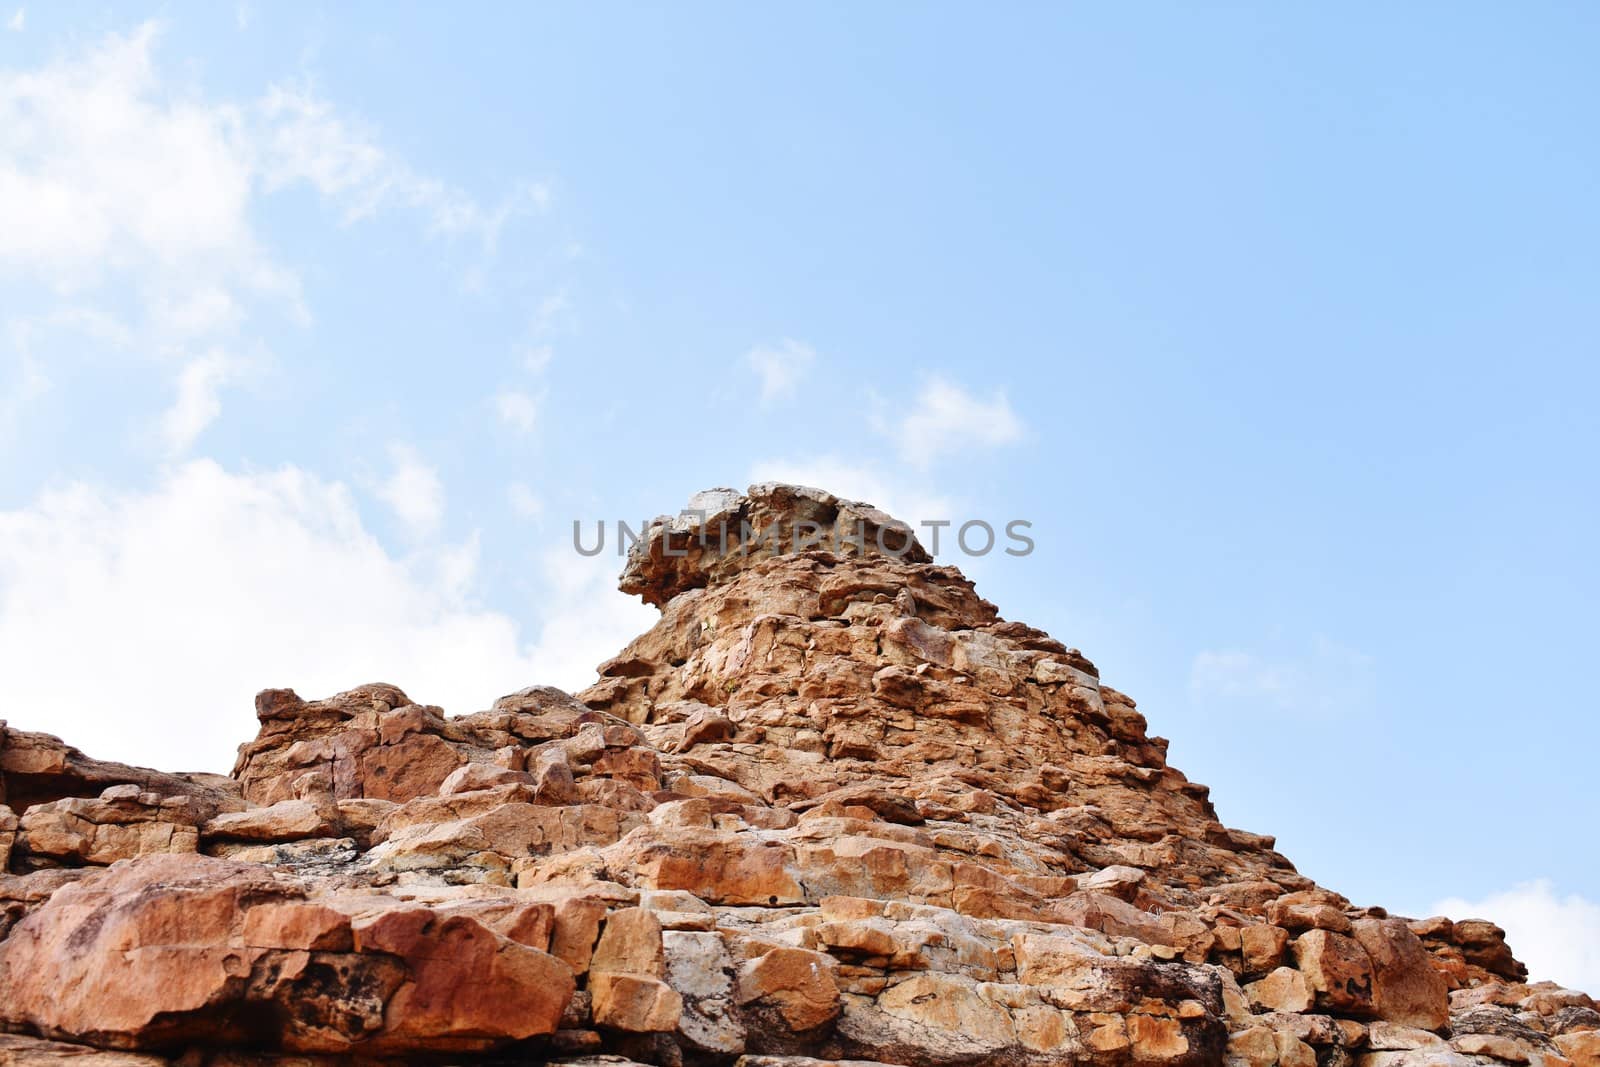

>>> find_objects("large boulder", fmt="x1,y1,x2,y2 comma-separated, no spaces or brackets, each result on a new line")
0,854,573,1053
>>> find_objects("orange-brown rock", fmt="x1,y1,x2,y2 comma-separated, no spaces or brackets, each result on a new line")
0,854,572,1053
14,786,200,868
591,972,684,1033
0,484,1590,1066
1292,929,1377,1017
736,947,842,1038
1352,916,1450,1030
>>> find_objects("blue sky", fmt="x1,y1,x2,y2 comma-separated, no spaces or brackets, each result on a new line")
1,4,1596,988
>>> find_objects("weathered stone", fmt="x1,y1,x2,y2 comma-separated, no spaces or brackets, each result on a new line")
0,484,1574,1066
202,797,335,842
591,907,666,978
16,787,201,867
591,972,684,1033
1452,1032,1534,1061
1275,1031,1317,1067
1245,966,1314,1013
736,948,842,1035
0,804,17,872
664,929,746,1054
1555,1031,1600,1067
0,854,572,1053
1353,917,1449,1030
1294,929,1377,1017
1227,1025,1279,1067
352,906,576,1048
1368,1022,1449,1050
0,1034,171,1064
1241,923,1291,975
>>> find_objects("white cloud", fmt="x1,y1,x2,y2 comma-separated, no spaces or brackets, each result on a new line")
521,343,554,375
160,352,242,453
0,461,655,771
531,291,570,334
376,443,444,536
495,388,542,434
745,338,815,404
522,546,656,690
1189,637,1373,718
507,482,543,518
0,24,261,291
0,340,49,440
255,84,546,248
884,376,1024,466
7,8,23,32
0,23,540,450
1434,881,1600,992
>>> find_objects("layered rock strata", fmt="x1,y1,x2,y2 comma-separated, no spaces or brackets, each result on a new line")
0,484,1591,1067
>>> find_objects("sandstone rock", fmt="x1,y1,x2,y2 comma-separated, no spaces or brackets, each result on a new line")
1353,916,1449,1029
438,762,533,795
0,854,572,1053
1275,1031,1317,1067
591,972,684,1032
202,797,336,842
352,906,576,1049
1227,1025,1279,1067
870,973,1016,1053
0,722,243,816
1241,923,1291,975
736,947,842,1036
1555,1031,1600,1067
16,787,201,868
1451,1031,1535,1061
664,928,746,1054
1450,919,1527,982
1294,929,1377,1017
1368,1022,1449,1050
0,804,16,871
591,907,666,977
1246,966,1315,1013
0,484,1574,1066
0,1034,170,1064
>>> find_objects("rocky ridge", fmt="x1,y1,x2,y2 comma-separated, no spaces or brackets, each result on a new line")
0,483,1593,1067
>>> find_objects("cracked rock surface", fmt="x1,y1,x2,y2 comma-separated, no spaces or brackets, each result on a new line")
0,484,1591,1067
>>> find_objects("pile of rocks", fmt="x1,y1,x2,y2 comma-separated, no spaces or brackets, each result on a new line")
0,484,1592,1066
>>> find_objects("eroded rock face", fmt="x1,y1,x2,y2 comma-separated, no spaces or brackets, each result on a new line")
0,854,573,1054
0,483,1589,1067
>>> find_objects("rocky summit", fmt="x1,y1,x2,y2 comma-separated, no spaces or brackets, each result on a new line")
0,484,1593,1067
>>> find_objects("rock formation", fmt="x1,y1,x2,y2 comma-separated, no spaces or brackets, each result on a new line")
0,483,1593,1067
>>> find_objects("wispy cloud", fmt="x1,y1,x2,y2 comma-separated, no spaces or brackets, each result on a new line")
495,387,542,434
0,22,544,452
161,351,244,453
376,443,444,537
745,338,815,404
881,376,1024,466
6,8,23,32
256,83,548,248
1189,637,1373,717
506,482,543,519
520,343,554,375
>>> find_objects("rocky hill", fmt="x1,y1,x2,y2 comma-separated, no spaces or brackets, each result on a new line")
0,484,1593,1067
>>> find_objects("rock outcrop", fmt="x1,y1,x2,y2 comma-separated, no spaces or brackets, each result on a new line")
0,483,1591,1067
